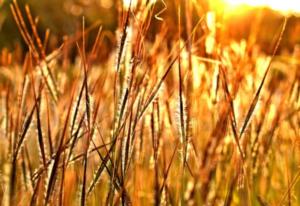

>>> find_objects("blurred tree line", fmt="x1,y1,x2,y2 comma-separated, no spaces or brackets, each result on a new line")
0,0,118,50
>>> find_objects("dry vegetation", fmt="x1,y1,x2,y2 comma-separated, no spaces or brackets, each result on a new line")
0,0,299,205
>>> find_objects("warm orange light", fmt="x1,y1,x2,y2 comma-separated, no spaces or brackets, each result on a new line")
123,0,137,9
224,0,300,14
122,0,156,9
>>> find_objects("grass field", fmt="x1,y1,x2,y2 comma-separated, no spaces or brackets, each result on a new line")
0,0,299,205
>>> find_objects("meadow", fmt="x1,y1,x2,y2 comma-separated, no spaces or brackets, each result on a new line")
0,0,299,205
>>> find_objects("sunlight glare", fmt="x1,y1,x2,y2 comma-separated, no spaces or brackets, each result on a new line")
123,0,137,9
224,0,300,14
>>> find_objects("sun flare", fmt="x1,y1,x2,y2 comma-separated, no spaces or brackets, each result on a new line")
224,0,300,14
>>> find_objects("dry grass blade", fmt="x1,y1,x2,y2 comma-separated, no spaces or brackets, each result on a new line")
10,1,59,102
10,0,39,58
139,16,203,120
278,169,300,206
87,139,120,196
219,66,245,160
90,26,103,63
81,153,88,206
177,6,187,166
239,17,287,140
31,79,47,167
116,0,131,72
257,195,270,206
44,92,74,205
45,94,53,156
9,82,42,206
116,89,129,134
160,141,179,195
79,17,91,206
67,114,85,164
59,154,66,206
24,4,46,58
30,175,42,206
14,104,35,159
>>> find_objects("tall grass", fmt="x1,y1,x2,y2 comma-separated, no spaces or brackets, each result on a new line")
0,0,299,205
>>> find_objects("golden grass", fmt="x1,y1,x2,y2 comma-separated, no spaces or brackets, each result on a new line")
0,0,299,205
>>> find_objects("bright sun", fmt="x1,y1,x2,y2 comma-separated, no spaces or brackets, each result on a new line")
224,0,300,14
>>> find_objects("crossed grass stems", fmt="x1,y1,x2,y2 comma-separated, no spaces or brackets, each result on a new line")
0,0,299,205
